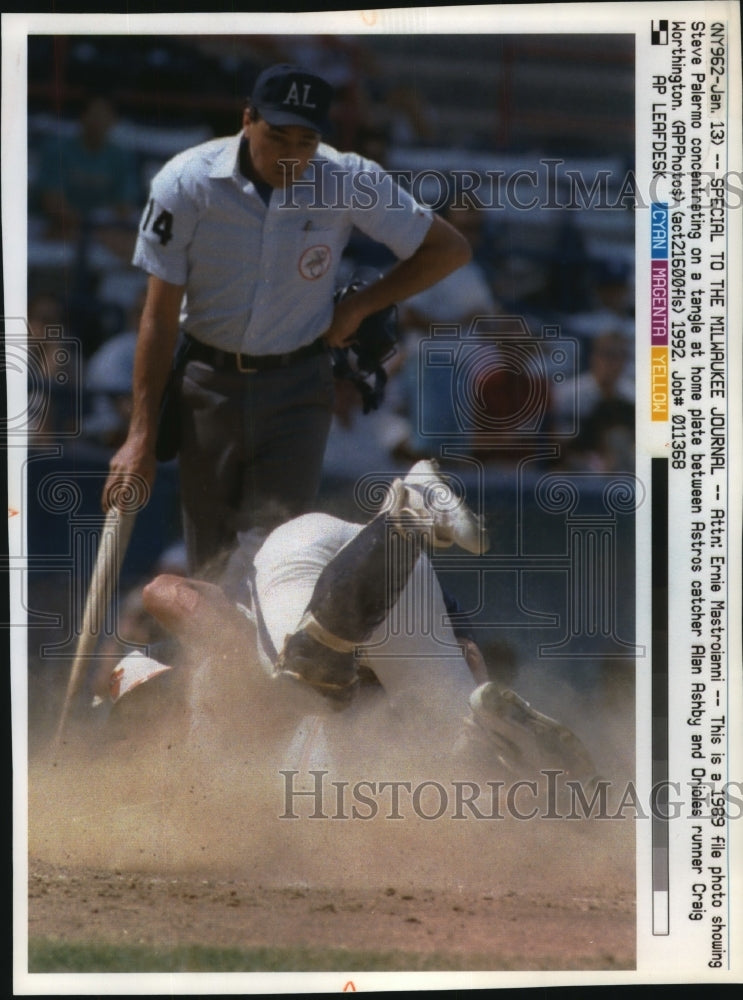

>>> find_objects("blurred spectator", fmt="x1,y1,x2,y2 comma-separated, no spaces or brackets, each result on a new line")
545,217,593,314
489,251,551,319
34,96,141,260
591,257,634,320
352,120,391,163
81,285,153,448
83,330,137,449
383,83,438,147
27,290,65,359
26,291,79,441
384,203,500,461
278,34,368,90
551,330,634,437
467,350,551,465
563,257,635,342
561,397,635,472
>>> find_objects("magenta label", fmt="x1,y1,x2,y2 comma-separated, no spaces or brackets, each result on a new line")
650,260,667,345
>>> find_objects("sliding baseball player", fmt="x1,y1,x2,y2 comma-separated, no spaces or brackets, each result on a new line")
102,460,597,783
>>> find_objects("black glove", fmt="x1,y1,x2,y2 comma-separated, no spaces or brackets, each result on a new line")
332,268,399,414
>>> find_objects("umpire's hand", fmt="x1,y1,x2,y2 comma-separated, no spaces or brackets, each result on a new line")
102,275,184,513
103,434,156,513
324,292,368,349
324,213,471,349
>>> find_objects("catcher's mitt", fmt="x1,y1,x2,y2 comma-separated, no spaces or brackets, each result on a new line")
332,267,399,414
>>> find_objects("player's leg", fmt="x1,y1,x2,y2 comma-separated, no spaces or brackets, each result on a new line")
252,512,363,659
357,545,478,747
274,461,489,704
273,500,417,705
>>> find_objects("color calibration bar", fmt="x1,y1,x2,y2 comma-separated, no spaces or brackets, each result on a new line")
650,202,669,933
651,202,669,422
652,458,669,935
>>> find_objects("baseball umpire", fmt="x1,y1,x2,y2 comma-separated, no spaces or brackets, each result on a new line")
103,64,471,590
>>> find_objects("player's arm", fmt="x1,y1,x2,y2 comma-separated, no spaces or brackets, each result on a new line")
102,275,184,511
324,213,471,348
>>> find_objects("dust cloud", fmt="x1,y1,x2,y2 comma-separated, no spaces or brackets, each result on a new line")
28,640,636,902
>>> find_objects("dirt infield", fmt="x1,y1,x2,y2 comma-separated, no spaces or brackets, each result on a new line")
26,656,637,978
28,856,635,972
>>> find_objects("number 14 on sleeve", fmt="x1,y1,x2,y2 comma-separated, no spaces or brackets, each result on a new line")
141,198,174,246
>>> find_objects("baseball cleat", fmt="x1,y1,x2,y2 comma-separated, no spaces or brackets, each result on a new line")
389,459,490,554
467,682,597,780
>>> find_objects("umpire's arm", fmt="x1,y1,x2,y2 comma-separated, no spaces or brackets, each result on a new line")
103,275,184,511
323,213,471,349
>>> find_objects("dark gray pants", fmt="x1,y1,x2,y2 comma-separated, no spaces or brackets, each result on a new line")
275,509,427,704
178,352,335,590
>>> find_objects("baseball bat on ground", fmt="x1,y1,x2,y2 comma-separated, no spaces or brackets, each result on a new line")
52,506,138,752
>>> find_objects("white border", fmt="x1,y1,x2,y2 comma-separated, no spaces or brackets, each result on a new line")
5,4,742,993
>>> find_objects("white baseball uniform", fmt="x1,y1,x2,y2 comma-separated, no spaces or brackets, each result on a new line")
251,511,475,742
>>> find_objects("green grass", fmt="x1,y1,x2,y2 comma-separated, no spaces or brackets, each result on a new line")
29,938,632,973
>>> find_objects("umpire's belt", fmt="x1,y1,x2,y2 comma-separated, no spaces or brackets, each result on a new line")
184,334,327,372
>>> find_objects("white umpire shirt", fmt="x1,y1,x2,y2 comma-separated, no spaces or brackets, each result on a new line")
132,133,433,355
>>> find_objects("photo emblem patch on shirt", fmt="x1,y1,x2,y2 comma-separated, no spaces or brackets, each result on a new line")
299,244,332,280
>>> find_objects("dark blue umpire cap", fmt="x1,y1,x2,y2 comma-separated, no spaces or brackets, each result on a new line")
250,64,334,133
